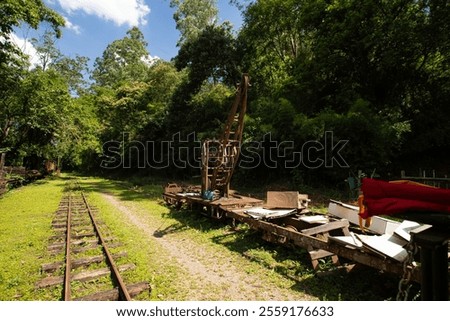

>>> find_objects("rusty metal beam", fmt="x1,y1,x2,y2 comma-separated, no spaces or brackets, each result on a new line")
226,210,421,282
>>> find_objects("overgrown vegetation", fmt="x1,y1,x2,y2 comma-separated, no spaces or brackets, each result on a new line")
0,1,440,302
0,177,63,299
1,0,449,187
77,175,405,301
0,176,403,300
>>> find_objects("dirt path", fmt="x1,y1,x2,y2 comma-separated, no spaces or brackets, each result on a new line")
101,193,317,301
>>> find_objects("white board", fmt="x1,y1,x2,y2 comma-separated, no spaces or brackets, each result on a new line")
299,215,329,224
394,220,422,242
244,207,296,219
356,234,408,262
328,232,363,249
328,200,401,235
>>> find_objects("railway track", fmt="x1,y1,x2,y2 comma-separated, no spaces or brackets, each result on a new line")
36,186,150,300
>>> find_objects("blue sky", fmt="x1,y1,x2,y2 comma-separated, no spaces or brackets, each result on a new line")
13,0,244,68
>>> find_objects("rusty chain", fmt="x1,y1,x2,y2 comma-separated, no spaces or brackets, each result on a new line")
396,240,419,301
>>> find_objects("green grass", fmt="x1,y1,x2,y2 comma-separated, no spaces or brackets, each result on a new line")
0,176,66,300
75,176,309,300
0,174,402,301
77,177,183,300
77,175,400,300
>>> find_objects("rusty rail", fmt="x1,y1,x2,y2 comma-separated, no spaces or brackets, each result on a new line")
63,193,72,300
81,191,131,301
38,185,149,300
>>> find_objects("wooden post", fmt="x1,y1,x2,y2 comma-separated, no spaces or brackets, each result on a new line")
0,152,5,179
411,226,449,300
57,156,61,175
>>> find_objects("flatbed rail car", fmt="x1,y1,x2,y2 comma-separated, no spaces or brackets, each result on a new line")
162,187,423,283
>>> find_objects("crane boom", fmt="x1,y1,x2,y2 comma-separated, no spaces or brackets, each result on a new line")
201,74,250,199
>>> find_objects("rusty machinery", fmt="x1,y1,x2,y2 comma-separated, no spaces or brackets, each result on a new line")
162,75,450,300
200,74,250,199
162,73,450,301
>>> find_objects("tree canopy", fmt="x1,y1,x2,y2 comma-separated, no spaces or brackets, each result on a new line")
170,0,219,45
92,27,153,88
1,0,449,186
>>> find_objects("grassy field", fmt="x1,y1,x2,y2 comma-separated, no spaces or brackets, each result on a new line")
0,174,402,301
0,177,65,300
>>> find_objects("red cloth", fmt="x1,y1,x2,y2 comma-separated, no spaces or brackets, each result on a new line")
360,178,450,219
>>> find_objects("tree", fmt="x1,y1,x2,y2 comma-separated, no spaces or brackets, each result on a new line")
3,68,72,168
175,23,239,88
166,22,240,143
144,61,185,138
52,55,90,95
32,30,90,95
170,0,219,45
0,0,64,67
31,30,61,71
286,0,450,171
239,0,305,95
146,61,184,108
0,0,65,168
92,27,152,88
53,95,101,170
96,61,184,140
237,0,450,181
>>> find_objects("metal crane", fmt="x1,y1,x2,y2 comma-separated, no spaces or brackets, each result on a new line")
201,74,250,199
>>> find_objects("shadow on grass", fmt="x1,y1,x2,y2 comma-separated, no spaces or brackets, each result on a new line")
290,264,404,301
75,175,165,202
153,222,189,238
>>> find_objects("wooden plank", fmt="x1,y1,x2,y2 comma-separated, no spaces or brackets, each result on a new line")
265,191,300,209
52,221,89,229
41,252,128,273
49,232,96,241
36,263,135,288
309,249,336,260
301,220,349,236
308,246,340,270
73,263,135,283
213,195,263,207
48,242,122,255
164,183,183,194
74,282,151,301
48,238,110,251
244,207,296,219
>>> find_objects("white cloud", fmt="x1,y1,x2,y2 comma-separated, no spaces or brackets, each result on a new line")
57,0,151,27
10,33,40,68
141,54,159,66
63,16,81,34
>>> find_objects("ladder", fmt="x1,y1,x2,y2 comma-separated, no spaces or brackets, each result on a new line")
201,74,249,198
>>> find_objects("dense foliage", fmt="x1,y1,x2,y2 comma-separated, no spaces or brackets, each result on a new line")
1,0,449,187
